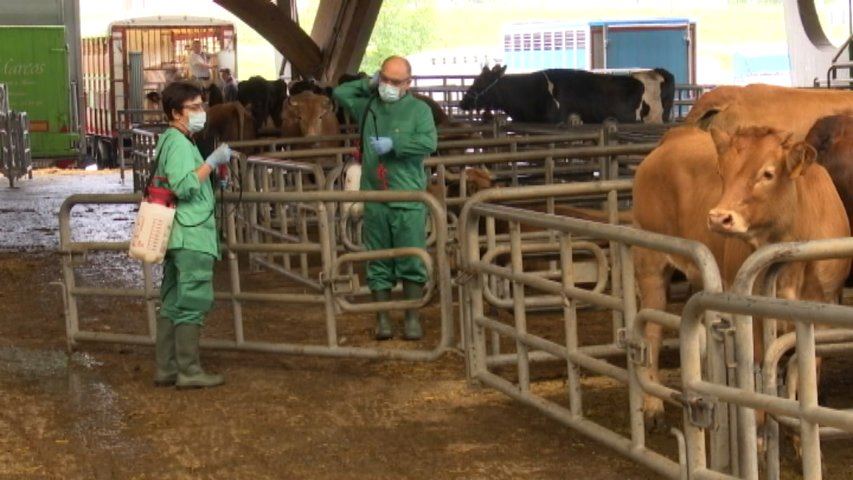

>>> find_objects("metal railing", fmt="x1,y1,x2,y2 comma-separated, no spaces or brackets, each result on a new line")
58,189,455,362
458,189,723,479
0,83,33,188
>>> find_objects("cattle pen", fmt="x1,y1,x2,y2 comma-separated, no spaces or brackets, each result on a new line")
24,101,850,480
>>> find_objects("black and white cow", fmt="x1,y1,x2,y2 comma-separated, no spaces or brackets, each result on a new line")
459,65,675,124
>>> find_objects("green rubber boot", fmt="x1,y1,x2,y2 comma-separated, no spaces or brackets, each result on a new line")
175,324,224,389
373,289,393,340
402,281,424,341
154,316,177,387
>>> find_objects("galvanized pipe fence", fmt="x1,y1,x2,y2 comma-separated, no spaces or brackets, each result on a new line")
58,189,455,361
55,156,853,479
458,187,720,479
457,185,853,479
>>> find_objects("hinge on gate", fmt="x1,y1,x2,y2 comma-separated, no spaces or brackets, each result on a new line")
711,319,738,369
678,393,717,429
62,250,87,267
616,328,628,349
453,267,476,286
627,337,650,367
755,367,765,396
319,272,359,295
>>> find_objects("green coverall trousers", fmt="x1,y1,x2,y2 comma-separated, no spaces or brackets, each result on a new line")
159,249,216,326
363,202,428,291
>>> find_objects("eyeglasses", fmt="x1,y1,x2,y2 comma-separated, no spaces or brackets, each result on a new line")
182,102,205,112
380,73,410,87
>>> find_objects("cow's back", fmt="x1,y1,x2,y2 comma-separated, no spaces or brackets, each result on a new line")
547,69,645,124
686,84,853,140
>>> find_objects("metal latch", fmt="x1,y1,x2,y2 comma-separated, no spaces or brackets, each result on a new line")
681,394,717,430
711,318,737,369
627,337,649,367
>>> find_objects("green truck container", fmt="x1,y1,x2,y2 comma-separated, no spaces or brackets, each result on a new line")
0,26,79,159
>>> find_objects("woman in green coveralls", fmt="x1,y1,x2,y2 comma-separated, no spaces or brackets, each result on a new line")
333,56,438,341
153,81,231,389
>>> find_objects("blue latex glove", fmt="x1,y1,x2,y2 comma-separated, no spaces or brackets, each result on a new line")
370,70,380,88
205,143,231,169
369,136,393,155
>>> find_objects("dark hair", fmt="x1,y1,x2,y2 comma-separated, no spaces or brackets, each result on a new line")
220,68,231,75
161,81,203,120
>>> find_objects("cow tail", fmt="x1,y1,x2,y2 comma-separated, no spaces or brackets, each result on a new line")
655,68,676,122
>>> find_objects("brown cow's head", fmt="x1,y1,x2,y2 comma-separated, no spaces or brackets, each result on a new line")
707,126,815,245
282,91,339,140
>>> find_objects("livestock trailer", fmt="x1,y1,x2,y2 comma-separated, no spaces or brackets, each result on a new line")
82,16,237,167
502,18,697,84
1,0,83,165
589,18,696,84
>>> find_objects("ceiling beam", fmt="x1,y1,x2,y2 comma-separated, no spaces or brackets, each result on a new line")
214,0,323,77
311,0,383,83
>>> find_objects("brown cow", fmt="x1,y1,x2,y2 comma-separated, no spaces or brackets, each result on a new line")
201,102,255,142
195,101,256,158
633,125,850,431
685,84,853,140
282,90,341,153
805,115,853,236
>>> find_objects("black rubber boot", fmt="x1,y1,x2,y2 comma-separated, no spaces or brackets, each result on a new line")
373,289,393,340
402,281,424,341
154,316,177,387
175,324,224,389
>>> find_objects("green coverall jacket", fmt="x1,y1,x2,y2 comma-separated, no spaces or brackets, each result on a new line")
154,127,219,325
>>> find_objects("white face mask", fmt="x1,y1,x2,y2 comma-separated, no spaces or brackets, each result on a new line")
187,111,207,133
378,82,402,103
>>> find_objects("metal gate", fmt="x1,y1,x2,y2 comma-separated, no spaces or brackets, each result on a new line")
0,83,33,188
458,182,853,479
59,189,454,362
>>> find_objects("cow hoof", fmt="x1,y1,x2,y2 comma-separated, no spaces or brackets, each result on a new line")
643,407,668,433
643,396,667,433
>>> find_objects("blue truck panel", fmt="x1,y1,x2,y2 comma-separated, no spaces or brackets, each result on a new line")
605,28,691,84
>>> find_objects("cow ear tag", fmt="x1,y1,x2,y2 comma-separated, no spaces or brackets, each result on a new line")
786,141,816,178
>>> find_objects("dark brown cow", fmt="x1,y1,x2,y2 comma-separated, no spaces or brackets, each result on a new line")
281,91,341,151
685,84,853,140
805,114,853,237
195,101,256,158
633,125,850,430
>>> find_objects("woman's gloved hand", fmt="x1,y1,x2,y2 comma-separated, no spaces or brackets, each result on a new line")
204,143,232,169
369,136,393,155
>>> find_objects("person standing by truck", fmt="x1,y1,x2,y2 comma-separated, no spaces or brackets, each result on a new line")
188,40,213,85
219,68,238,102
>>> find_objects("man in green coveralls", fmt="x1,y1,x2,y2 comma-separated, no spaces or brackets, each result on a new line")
333,56,438,341
153,81,231,388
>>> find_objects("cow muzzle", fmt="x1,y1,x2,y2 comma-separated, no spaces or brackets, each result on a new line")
707,208,748,234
